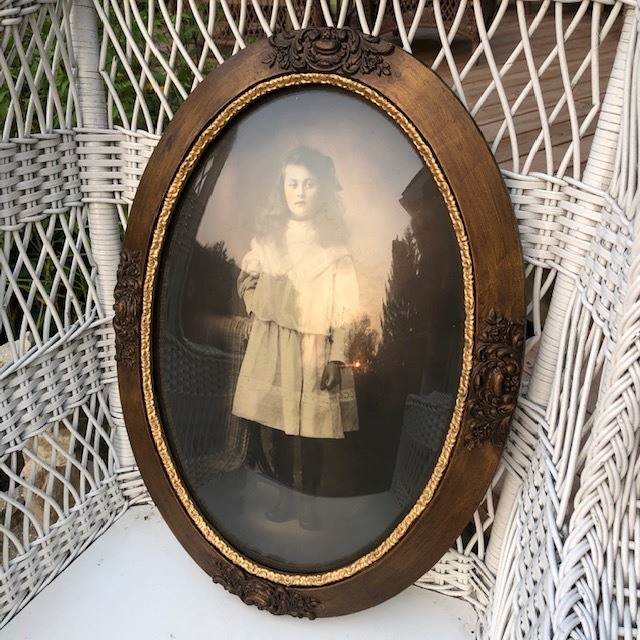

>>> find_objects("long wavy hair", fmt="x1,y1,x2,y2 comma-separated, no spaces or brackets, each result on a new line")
255,146,348,247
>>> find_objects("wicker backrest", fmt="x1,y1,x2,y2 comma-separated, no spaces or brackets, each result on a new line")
0,1,638,637
159,330,249,487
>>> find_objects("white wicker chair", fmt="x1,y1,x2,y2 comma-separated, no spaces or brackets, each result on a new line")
0,0,638,637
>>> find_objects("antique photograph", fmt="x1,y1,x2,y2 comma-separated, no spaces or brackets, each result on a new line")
154,86,465,573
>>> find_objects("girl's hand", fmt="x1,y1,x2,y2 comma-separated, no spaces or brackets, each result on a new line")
320,362,342,391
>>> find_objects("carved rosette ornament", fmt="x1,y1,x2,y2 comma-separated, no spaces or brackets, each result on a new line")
113,249,143,370
211,559,319,619
465,311,525,450
265,27,394,76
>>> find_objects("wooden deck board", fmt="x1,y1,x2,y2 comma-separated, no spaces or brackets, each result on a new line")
402,2,625,174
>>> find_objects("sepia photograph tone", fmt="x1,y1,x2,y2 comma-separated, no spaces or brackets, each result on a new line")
154,86,465,574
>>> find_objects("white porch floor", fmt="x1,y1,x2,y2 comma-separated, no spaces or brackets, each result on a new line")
2,504,477,639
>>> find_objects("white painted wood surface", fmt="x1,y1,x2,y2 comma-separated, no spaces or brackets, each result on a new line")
1,504,476,640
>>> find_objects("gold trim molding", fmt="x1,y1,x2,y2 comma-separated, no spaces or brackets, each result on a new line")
140,73,475,587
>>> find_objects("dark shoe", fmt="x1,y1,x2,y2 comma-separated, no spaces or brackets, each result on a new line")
265,492,294,522
298,499,321,531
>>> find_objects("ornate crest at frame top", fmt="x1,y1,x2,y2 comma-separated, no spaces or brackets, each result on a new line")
265,27,395,76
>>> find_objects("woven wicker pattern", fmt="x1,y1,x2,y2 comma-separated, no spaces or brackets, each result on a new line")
0,0,638,636
0,0,137,625
160,331,249,488
391,391,453,507
375,0,498,47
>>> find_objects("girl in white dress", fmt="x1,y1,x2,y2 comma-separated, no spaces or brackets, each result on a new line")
232,146,359,527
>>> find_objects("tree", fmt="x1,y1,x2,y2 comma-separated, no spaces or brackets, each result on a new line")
378,226,426,382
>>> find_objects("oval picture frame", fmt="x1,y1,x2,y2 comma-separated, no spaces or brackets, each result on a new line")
115,27,525,619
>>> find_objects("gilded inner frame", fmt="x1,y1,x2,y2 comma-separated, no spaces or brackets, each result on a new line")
139,72,475,587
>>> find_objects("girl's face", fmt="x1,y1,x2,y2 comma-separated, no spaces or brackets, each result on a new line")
283,164,319,219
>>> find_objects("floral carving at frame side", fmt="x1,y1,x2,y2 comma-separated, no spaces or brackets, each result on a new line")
265,27,394,76
211,559,320,619
114,249,143,370
465,311,525,450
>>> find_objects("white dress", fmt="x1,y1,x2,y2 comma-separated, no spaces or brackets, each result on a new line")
231,219,359,439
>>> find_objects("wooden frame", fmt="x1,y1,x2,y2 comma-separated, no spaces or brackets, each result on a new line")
115,27,525,618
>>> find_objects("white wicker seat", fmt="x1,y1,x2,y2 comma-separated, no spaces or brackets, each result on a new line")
0,0,638,637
